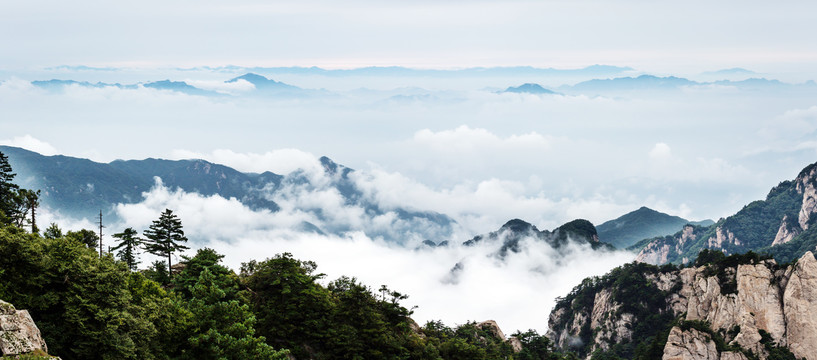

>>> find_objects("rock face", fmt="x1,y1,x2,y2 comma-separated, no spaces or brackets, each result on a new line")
783,250,817,358
662,327,720,360
635,162,817,266
635,225,697,264
549,252,817,360
0,299,49,356
796,165,817,230
476,320,526,353
771,215,800,246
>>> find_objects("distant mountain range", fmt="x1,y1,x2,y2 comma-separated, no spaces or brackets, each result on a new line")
634,160,817,264
500,83,559,95
596,206,713,249
1,146,453,242
26,72,817,99
179,64,636,77
31,73,305,97
560,74,816,95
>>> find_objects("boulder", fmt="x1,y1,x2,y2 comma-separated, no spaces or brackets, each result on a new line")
0,299,49,356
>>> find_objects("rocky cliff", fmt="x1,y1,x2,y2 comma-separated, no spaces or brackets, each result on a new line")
548,251,817,359
634,162,817,266
0,299,50,357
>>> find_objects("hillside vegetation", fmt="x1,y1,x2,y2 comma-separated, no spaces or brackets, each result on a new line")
0,150,575,359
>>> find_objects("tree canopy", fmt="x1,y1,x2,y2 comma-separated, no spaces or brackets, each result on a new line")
143,209,189,275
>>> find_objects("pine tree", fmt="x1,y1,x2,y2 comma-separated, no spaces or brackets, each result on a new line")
143,209,189,275
111,227,142,270
0,151,20,225
43,223,63,239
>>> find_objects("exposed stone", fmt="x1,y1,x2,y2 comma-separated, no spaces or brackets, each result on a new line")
589,289,632,352
783,251,817,360
0,299,49,356
707,226,741,249
407,318,423,337
720,352,750,360
662,326,719,360
797,167,817,231
477,320,505,340
507,336,523,353
636,225,697,265
551,252,817,359
735,262,786,346
772,215,800,246
635,241,672,265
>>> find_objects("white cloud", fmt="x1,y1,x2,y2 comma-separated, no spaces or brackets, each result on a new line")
758,105,817,145
0,135,58,155
648,142,671,160
169,148,323,175
413,125,551,153
209,231,634,334
184,79,256,95
107,179,634,334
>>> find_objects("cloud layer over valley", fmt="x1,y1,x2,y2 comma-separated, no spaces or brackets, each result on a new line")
106,179,634,334
5,66,817,334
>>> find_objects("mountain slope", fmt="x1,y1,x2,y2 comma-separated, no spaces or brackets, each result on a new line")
635,161,817,265
596,206,713,249
547,251,815,359
1,146,453,242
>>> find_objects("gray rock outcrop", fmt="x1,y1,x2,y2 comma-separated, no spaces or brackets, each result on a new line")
549,251,817,359
0,299,49,356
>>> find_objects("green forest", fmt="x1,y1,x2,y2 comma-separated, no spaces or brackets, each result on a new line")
0,151,577,359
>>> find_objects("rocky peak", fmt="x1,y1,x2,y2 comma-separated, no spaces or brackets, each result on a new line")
548,252,817,359
499,219,538,234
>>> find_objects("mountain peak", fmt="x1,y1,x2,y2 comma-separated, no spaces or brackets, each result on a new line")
503,83,557,94
226,73,271,84
500,219,537,233
225,73,299,92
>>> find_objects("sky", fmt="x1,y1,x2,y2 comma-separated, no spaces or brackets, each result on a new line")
1,1,817,75
2,0,817,334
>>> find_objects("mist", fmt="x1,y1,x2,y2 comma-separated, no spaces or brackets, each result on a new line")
101,180,635,334
5,66,817,333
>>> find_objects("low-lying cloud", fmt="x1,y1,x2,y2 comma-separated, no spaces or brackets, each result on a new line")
105,179,634,334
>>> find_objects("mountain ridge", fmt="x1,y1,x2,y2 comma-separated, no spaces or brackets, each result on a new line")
634,160,817,265
0,146,453,242
596,206,713,249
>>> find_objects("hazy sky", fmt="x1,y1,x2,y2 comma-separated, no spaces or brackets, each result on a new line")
2,0,817,75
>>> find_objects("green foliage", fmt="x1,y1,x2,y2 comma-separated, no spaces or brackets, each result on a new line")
143,209,189,275
183,268,288,360
173,247,239,301
144,260,171,286
111,227,142,270
696,250,774,295
241,253,332,358
0,151,41,232
552,261,678,359
66,228,99,249
2,149,587,360
0,226,151,359
759,224,817,264
759,329,804,360
42,223,62,239
513,330,565,360
597,207,700,249
0,151,20,225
